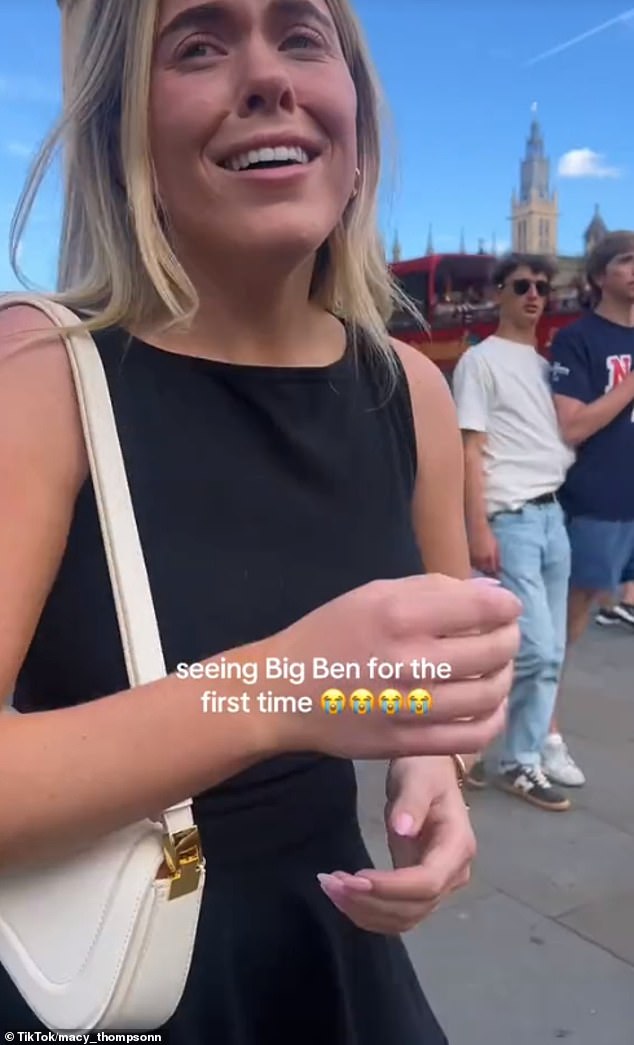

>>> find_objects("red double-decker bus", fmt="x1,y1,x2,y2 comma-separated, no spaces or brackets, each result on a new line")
388,252,585,376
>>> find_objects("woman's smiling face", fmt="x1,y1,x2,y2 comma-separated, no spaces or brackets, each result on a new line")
150,0,359,266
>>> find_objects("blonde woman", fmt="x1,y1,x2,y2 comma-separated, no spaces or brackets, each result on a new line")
0,0,520,1039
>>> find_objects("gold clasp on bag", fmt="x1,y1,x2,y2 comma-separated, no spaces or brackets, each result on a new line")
158,826,204,900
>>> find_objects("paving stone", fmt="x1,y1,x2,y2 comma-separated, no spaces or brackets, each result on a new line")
404,892,634,1045
465,790,634,918
557,680,634,745
558,890,634,966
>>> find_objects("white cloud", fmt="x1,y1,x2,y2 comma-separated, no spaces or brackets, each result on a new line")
557,148,621,179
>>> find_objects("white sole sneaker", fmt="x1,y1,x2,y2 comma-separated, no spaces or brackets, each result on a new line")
542,738,586,787
544,766,586,787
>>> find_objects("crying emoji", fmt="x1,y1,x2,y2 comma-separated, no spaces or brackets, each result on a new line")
407,689,433,715
320,689,346,715
350,689,374,715
378,689,403,715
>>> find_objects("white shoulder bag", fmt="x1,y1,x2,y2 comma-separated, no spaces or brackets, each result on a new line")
0,294,206,1031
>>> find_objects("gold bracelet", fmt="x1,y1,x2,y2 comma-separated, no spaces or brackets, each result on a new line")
450,754,470,809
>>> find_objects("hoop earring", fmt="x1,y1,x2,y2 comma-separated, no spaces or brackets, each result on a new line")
351,167,361,200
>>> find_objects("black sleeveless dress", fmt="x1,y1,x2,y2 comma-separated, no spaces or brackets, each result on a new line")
3,323,448,1044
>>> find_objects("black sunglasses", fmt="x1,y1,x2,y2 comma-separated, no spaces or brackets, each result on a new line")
507,278,551,297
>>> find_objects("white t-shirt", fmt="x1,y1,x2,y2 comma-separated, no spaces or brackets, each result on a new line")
452,335,575,516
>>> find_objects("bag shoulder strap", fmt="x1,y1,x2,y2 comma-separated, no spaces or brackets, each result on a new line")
0,293,193,834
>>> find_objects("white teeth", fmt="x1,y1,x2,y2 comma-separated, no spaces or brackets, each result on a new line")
223,145,310,171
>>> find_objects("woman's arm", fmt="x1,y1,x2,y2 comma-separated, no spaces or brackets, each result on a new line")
392,341,471,580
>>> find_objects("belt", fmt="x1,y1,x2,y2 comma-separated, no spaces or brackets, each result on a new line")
490,491,557,519
526,491,557,507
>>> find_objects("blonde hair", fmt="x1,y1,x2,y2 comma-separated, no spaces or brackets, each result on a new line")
10,0,418,359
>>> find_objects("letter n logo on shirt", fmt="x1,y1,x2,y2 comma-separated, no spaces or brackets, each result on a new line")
605,354,632,392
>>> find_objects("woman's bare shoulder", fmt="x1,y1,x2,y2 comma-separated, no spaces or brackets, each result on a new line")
391,336,441,376
390,337,454,407
0,299,61,348
0,301,89,698
0,300,88,487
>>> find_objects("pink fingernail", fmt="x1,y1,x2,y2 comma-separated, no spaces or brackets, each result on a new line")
317,873,345,892
394,812,415,836
470,577,500,585
338,874,373,892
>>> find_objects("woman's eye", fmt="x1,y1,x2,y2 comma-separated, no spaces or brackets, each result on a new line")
178,38,220,61
282,31,323,50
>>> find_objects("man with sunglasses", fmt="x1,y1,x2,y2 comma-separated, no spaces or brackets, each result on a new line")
452,253,575,810
547,231,634,761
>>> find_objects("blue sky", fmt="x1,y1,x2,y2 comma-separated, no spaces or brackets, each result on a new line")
0,0,632,290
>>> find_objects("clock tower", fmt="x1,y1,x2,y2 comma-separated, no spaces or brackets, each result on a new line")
511,108,558,256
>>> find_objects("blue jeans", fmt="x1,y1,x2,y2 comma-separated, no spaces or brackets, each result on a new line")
490,501,571,769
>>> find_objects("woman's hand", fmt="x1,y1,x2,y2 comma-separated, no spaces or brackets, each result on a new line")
318,755,474,934
273,573,520,761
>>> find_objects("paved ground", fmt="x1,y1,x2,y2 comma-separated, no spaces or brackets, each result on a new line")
355,619,634,1045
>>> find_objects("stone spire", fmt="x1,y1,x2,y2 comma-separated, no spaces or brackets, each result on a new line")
583,204,608,253
520,107,550,202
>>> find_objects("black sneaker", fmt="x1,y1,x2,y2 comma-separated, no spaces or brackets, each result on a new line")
466,759,487,790
596,603,634,628
496,764,571,811
613,602,634,628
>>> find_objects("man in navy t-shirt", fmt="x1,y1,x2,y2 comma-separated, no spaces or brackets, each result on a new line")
548,231,634,779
